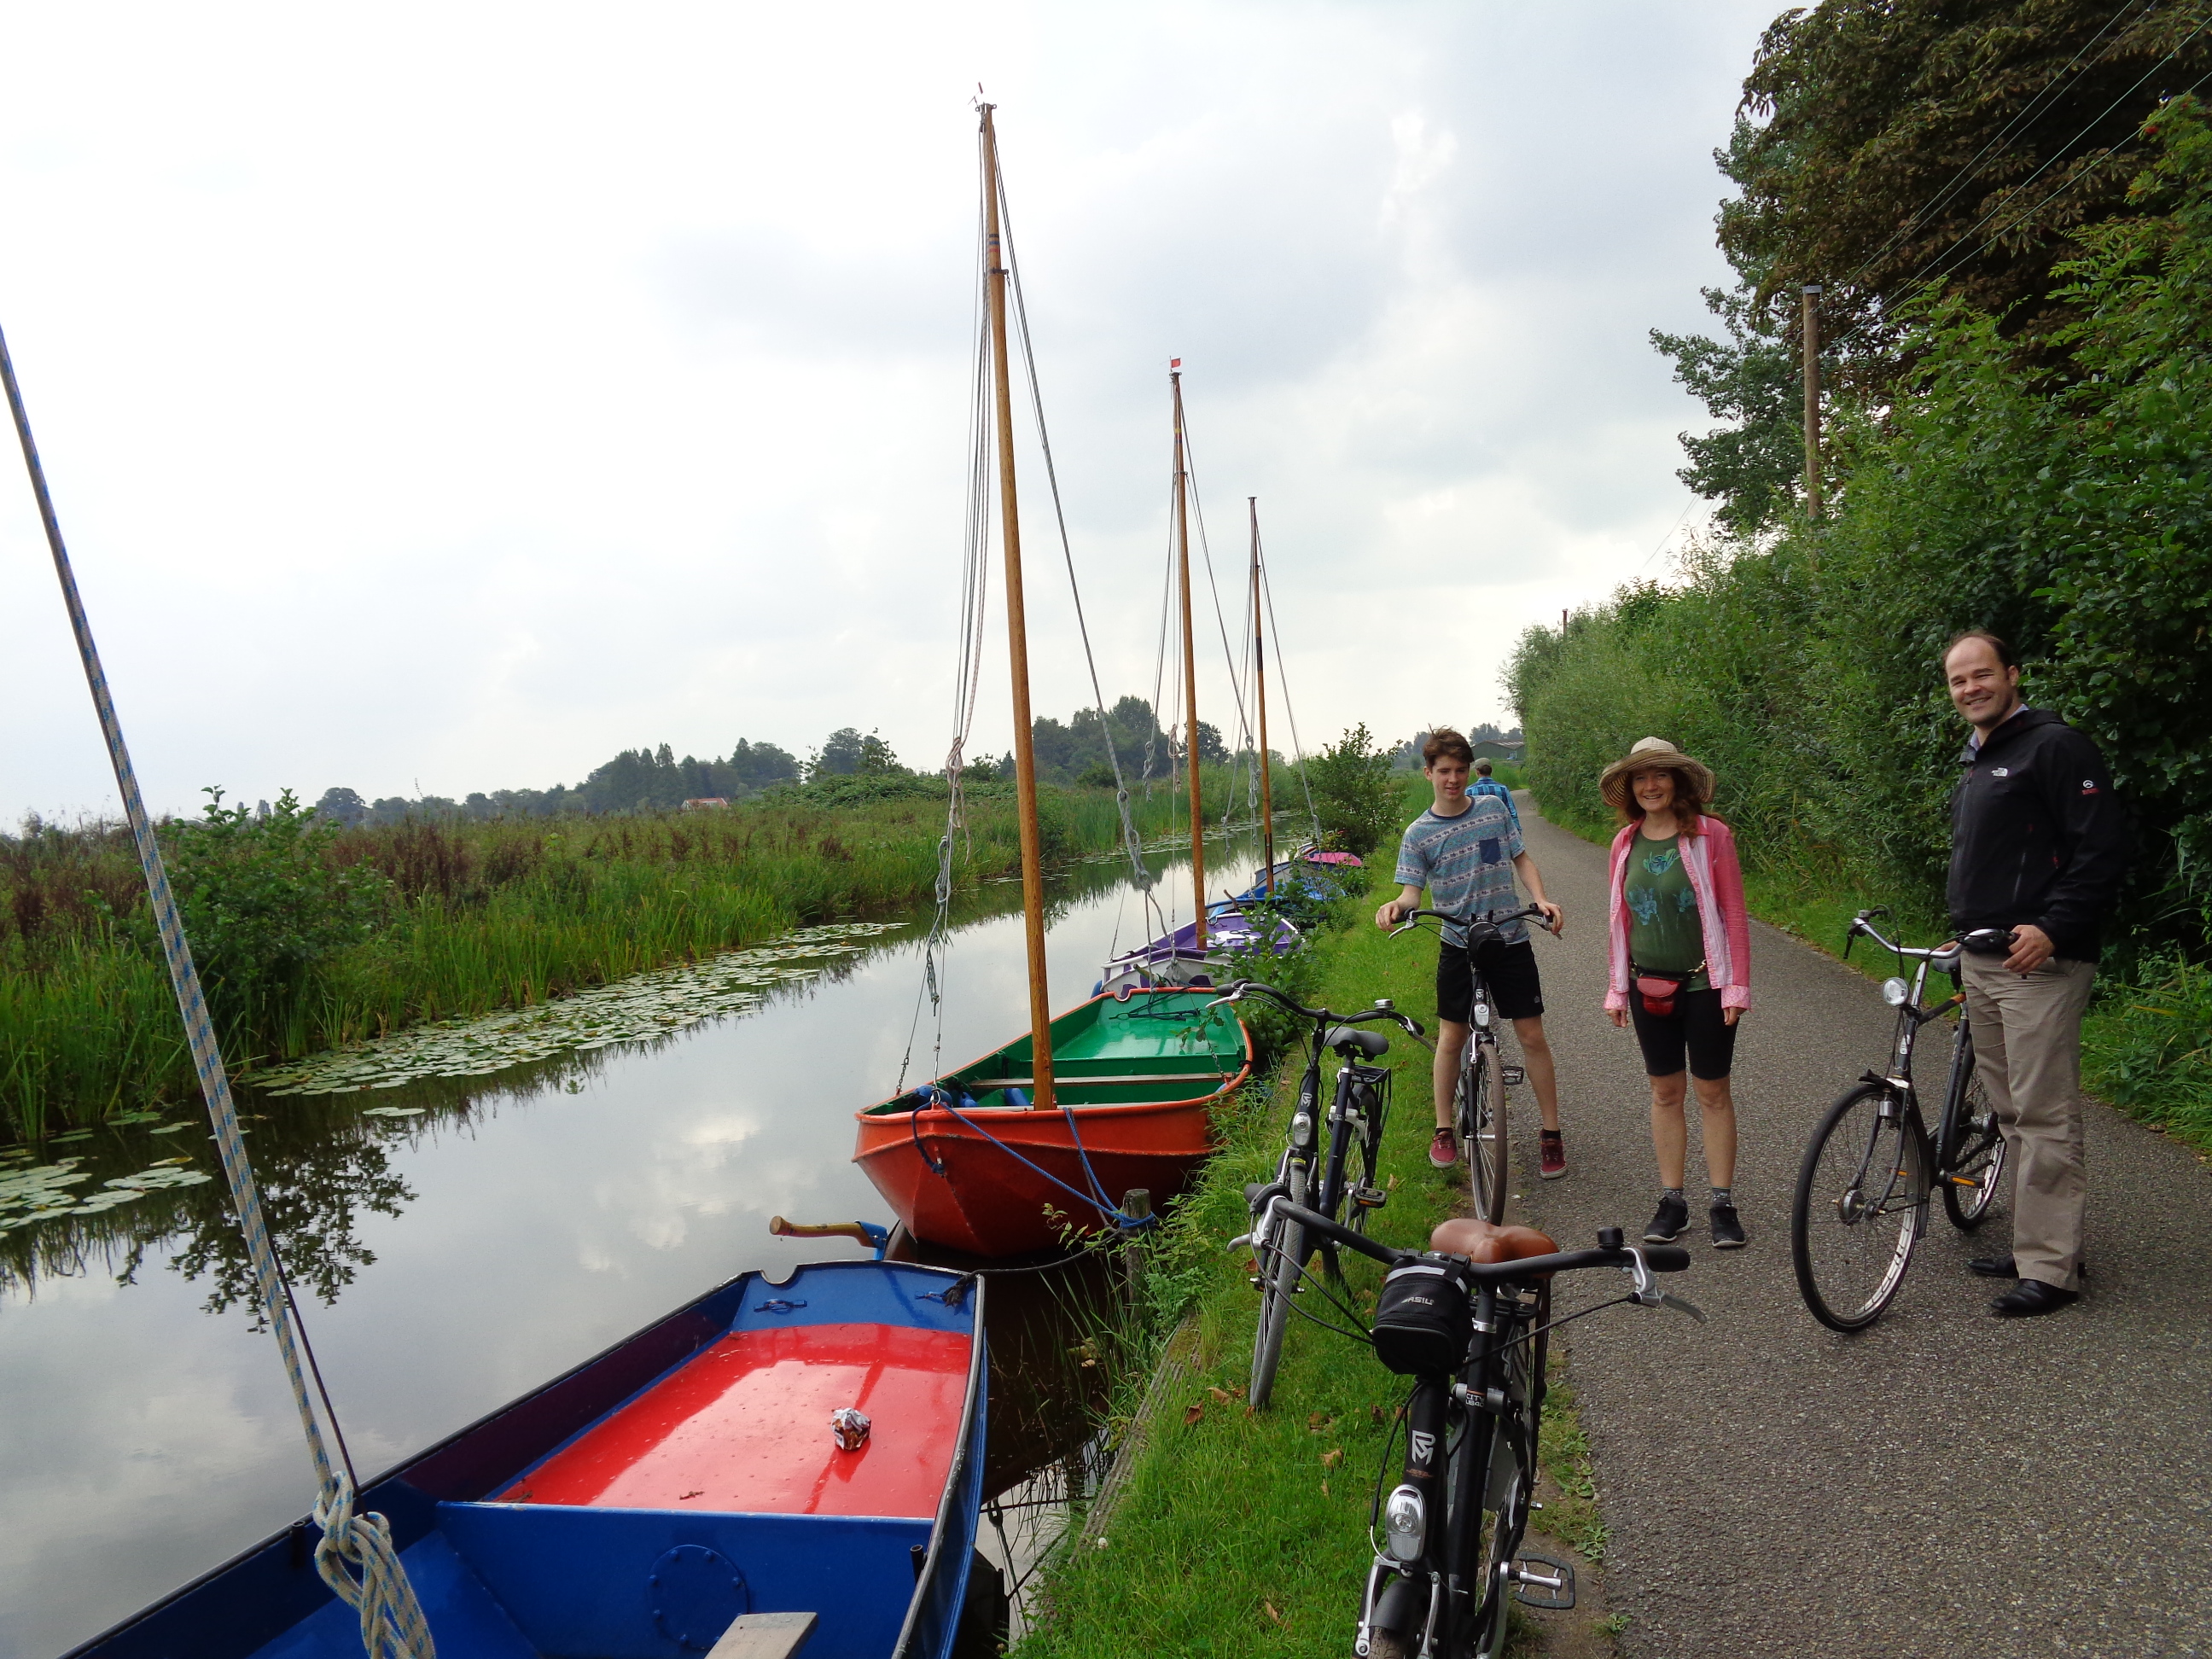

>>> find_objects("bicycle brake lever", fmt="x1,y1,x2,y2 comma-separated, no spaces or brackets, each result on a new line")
1658,1292,1705,1324
1620,1245,1662,1306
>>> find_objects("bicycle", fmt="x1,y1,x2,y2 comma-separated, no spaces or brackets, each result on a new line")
1386,903,1551,1225
1788,909,2011,1332
1211,979,1424,1409
1236,1196,1700,1657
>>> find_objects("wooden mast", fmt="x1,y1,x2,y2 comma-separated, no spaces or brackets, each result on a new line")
1250,497,1274,897
1173,366,1206,949
981,104,1054,1110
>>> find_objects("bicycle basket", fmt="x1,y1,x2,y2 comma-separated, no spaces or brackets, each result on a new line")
1371,1260,1473,1376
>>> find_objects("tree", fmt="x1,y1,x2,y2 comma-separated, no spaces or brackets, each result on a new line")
1660,1,2212,533
313,787,368,827
1304,724,1400,857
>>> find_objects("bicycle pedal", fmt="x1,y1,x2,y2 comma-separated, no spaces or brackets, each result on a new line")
1500,1064,1526,1086
1351,1185,1389,1210
1507,1550,1576,1611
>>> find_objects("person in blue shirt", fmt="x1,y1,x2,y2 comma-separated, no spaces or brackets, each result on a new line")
1469,758,1520,829
1376,729,1568,1178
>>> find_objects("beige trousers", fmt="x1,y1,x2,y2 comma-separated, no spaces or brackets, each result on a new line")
1961,952,2096,1293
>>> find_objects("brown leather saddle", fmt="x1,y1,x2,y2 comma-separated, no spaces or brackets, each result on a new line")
1429,1216,1558,1264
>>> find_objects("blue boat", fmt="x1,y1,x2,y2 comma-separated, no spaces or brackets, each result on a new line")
1235,846,1364,904
67,1259,995,1659
1093,901,1302,996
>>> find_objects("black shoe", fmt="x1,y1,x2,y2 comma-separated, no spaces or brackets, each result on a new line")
1643,1194,1689,1243
1709,1203,1747,1249
1991,1279,2078,1318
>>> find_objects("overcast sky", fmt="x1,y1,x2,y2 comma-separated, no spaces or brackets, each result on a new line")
0,2,1775,820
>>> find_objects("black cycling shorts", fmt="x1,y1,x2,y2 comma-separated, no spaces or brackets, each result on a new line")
1628,986,1738,1080
1435,937,1545,1025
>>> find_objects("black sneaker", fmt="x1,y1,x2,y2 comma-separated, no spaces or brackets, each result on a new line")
1709,1203,1747,1249
1643,1194,1689,1243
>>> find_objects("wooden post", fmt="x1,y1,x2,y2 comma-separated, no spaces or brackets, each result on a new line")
1121,1188,1152,1311
1173,369,1206,948
1802,283,1822,519
1251,498,1274,897
981,106,1054,1111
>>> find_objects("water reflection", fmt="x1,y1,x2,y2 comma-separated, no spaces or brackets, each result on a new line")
0,828,1268,1657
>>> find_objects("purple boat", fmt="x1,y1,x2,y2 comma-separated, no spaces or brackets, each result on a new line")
1095,901,1303,996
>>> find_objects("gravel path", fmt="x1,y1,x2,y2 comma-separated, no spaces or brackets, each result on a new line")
1506,799,2212,1659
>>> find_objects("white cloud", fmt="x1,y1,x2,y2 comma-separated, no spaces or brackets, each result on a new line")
0,0,1767,818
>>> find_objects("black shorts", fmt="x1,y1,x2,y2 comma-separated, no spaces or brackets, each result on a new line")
1436,937,1545,1025
1628,986,1738,1080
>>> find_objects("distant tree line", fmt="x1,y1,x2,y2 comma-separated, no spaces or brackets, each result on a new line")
1387,724,1523,770
309,697,1254,826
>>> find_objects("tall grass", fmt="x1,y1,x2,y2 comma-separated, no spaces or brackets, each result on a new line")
1,775,1245,1139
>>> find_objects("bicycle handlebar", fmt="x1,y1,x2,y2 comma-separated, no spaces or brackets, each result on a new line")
1264,1197,1690,1284
1848,909,2014,965
1388,901,1553,940
1204,979,1425,1039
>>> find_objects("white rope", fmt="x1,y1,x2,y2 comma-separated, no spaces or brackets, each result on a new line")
1259,544,1325,846
2,321,436,1658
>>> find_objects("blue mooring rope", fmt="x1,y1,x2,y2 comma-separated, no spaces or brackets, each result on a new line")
908,1086,1157,1232
1,322,436,1659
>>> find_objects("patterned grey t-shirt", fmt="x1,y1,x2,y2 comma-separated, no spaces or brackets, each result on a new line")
1393,795,1527,948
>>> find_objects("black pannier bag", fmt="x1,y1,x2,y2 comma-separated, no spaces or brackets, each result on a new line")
1371,1260,1474,1376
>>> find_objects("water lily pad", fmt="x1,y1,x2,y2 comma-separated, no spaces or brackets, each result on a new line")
148,1124,190,1135
360,1107,427,1118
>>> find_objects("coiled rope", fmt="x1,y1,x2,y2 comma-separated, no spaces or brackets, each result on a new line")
1,323,437,1659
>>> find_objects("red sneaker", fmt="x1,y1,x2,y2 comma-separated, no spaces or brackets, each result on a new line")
1539,1131,1568,1180
1429,1127,1458,1169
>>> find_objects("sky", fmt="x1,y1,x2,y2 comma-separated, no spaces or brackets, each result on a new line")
0,1,1777,821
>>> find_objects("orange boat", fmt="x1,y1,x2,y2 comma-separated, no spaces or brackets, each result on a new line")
854,988,1251,1257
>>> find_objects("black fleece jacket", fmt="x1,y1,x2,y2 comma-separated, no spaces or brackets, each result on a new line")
1947,707,2128,962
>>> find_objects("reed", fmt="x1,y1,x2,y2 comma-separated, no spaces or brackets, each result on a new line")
0,773,1249,1138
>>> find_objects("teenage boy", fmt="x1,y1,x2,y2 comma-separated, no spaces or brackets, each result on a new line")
1377,729,1568,1177
1943,631,2128,1318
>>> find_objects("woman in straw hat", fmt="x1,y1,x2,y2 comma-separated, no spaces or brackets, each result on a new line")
1598,736,1752,1249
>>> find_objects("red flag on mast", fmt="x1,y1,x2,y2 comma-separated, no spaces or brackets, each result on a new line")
1170,358,1181,368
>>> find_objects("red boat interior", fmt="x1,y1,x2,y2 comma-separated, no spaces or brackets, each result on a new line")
496,1322,969,1520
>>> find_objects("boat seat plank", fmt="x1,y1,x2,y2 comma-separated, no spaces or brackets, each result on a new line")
964,1072,1229,1088
711,1610,819,1658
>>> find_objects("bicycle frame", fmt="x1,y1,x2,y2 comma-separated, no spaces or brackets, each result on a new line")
1851,913,1980,1165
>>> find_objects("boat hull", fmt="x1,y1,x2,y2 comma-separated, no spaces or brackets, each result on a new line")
854,989,1251,1257
66,1260,990,1659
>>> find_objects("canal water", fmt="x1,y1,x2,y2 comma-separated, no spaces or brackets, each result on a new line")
0,830,1274,1657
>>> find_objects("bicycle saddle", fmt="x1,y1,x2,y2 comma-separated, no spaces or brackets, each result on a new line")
1429,1217,1558,1264
1324,1026,1389,1058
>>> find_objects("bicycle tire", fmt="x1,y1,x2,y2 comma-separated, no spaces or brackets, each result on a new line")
1940,1053,2007,1231
1790,1083,1928,1331
1469,1307,1547,1657
1460,1045,1507,1225
1249,1159,1307,1410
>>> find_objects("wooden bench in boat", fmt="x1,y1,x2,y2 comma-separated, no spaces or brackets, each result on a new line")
708,1610,818,1658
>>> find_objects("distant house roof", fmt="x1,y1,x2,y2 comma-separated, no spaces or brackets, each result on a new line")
681,797,731,810
1469,740,1523,762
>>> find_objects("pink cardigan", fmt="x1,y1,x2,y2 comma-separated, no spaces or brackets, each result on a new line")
1604,816,1753,1014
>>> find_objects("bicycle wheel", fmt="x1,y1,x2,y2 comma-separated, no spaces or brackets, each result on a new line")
1790,1084,1929,1331
1459,1046,1508,1224
1249,1159,1307,1410
1941,1057,2007,1231
1455,1305,1545,1658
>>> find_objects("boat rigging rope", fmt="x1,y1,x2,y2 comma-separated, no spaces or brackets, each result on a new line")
995,164,1151,894
0,323,437,1659
907,1086,1158,1232
1258,539,1326,846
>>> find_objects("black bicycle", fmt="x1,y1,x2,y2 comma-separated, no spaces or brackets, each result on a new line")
1243,1197,1699,1657
1789,910,2011,1331
1212,980,1423,1409
1388,903,1551,1224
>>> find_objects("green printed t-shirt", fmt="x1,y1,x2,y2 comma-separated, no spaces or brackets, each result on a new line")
1624,832,1708,991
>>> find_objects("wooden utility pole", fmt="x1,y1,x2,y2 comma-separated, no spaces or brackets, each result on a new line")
981,106,1054,1110
1173,367,1206,949
1250,498,1274,896
1802,283,1822,519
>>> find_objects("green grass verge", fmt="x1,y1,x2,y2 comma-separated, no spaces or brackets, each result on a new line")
1020,905,1605,1655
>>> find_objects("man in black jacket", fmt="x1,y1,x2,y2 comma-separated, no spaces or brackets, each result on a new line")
1943,631,2128,1318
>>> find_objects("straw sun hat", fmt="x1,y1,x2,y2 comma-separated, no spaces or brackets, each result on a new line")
1598,736,1716,811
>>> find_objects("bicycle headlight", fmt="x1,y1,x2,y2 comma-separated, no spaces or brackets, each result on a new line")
1382,1484,1426,1563
1881,976,1911,1007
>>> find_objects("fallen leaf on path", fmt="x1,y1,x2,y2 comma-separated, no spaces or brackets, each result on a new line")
1262,1603,1282,1626
1321,1447,1343,1468
1183,1404,1204,1427
1208,1386,1234,1404
1371,1404,1388,1426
